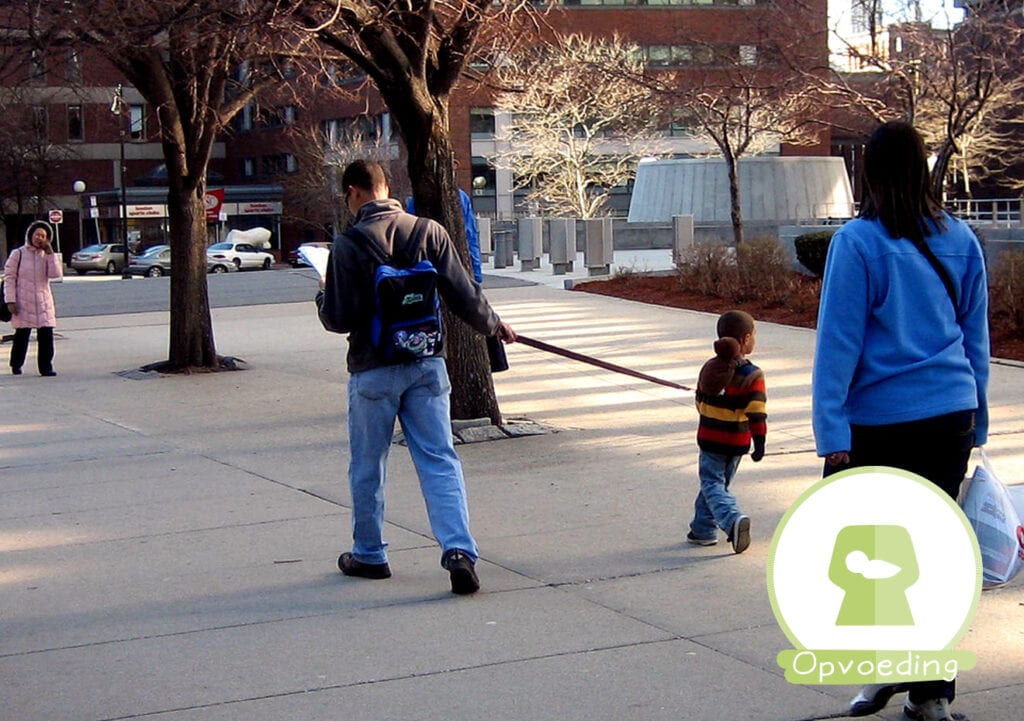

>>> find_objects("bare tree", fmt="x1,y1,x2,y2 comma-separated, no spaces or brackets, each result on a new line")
0,7,81,257
820,6,1024,198
278,113,407,243
27,0,290,370
289,0,532,424
490,33,666,219
647,38,824,245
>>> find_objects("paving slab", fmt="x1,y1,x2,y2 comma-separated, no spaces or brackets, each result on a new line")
1,277,1021,721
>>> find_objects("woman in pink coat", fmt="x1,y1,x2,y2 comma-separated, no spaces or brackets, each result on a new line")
4,220,63,376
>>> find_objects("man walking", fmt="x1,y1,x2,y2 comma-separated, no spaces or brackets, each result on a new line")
318,159,516,595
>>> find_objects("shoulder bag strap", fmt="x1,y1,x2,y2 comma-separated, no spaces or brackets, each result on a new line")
911,237,960,319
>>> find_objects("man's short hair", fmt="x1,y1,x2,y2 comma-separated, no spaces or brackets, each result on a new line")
341,159,387,192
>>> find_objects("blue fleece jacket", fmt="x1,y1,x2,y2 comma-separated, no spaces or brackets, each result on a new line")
812,213,989,456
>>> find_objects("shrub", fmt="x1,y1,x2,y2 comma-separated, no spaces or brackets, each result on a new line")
794,230,835,277
990,248,1024,335
675,241,738,298
735,237,796,305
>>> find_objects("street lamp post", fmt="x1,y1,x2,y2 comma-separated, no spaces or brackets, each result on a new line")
72,180,86,248
110,84,132,279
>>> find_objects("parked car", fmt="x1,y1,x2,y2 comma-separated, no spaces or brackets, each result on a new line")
127,245,172,277
288,241,331,268
207,258,239,274
206,241,275,271
70,244,129,275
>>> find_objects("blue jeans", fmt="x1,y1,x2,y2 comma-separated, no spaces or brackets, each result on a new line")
347,357,477,566
689,450,743,539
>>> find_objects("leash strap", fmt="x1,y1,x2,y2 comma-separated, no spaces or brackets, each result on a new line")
516,334,693,392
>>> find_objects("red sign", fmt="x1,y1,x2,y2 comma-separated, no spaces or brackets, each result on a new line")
204,189,224,222
49,209,63,224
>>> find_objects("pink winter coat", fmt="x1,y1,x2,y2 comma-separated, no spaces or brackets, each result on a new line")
3,242,63,329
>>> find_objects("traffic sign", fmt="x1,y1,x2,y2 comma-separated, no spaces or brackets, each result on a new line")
49,209,63,224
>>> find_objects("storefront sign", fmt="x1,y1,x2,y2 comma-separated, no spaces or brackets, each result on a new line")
127,204,167,218
238,201,282,216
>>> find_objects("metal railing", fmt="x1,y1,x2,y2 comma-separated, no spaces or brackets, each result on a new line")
946,198,1023,227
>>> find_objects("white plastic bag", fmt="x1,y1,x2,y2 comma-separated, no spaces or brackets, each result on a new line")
959,449,1024,588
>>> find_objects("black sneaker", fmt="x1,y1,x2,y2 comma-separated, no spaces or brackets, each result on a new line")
730,515,751,554
443,549,480,595
338,552,391,579
686,532,718,546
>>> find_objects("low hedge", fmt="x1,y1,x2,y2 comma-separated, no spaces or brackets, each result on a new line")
793,230,836,277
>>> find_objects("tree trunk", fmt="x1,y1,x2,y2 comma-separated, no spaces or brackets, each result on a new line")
726,153,745,245
930,141,955,202
401,97,502,424
166,175,217,369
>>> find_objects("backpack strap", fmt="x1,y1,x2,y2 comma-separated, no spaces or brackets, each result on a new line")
396,217,430,266
345,225,389,265
346,216,430,268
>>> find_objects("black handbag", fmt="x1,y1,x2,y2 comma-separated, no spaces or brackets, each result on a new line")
0,280,10,322
0,249,19,322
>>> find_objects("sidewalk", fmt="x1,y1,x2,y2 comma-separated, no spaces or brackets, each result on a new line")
1,280,1021,721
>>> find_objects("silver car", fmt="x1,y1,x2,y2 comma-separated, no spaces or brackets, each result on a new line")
70,243,129,275
127,245,172,277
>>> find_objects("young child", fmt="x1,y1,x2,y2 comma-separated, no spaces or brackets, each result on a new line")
687,310,767,554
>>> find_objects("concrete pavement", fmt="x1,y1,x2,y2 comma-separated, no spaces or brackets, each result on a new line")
1,268,1022,721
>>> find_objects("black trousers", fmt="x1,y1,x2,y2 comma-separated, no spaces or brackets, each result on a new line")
825,409,975,704
9,326,55,374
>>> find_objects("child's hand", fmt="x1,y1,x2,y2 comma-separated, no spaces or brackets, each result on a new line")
751,437,765,462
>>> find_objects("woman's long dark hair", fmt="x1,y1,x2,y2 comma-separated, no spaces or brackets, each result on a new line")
858,120,945,244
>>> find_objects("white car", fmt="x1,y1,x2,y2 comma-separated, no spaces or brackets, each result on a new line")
206,241,275,271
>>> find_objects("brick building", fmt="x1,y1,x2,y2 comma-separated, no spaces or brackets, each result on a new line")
2,1,828,261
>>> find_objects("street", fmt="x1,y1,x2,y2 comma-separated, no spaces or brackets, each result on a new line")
51,264,534,318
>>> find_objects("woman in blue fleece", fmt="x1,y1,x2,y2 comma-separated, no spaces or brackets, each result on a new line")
812,121,988,721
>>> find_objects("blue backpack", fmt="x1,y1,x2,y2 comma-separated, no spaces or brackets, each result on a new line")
348,218,443,364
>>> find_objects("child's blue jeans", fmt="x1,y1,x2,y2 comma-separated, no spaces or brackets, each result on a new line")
689,450,743,539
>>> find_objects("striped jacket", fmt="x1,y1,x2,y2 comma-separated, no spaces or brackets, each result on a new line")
695,359,767,456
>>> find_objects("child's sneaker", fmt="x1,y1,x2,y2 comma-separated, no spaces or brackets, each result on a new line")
729,515,751,554
686,532,718,546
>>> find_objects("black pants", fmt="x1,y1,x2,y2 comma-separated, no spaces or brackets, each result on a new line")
826,409,975,704
9,327,55,374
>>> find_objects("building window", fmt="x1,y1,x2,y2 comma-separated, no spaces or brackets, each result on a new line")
470,108,496,138
129,105,145,140
644,44,719,67
739,45,758,66
255,105,297,129
68,104,84,141
665,107,699,136
470,157,496,196
261,154,296,176
66,48,82,83
30,48,46,82
242,158,255,177
236,103,254,132
31,106,48,142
